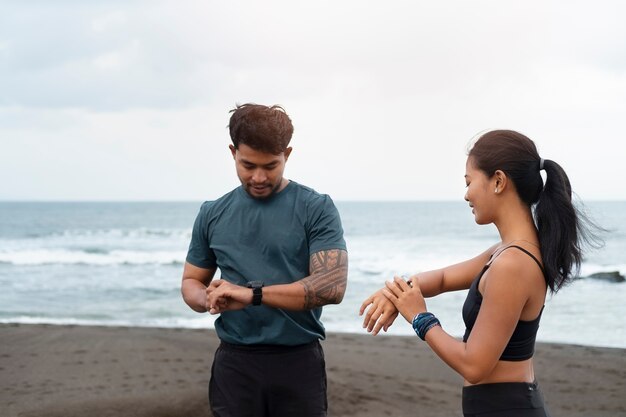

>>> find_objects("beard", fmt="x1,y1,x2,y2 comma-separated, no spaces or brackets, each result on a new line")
242,179,283,200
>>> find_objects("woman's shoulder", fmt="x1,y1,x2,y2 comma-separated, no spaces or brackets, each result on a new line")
483,246,545,293
495,245,543,272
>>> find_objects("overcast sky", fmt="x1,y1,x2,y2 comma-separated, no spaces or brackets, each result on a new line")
1,0,625,201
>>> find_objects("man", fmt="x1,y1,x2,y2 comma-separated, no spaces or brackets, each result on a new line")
181,103,348,417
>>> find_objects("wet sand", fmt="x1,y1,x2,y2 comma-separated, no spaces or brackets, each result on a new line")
1,324,624,416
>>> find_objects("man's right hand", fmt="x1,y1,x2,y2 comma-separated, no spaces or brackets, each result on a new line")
206,279,253,314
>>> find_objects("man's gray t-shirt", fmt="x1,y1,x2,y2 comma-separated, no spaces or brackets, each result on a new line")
186,181,347,346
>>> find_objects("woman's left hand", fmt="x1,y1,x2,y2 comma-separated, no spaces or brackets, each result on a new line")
382,276,427,323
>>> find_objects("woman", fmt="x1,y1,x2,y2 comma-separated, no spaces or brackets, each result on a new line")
360,130,600,417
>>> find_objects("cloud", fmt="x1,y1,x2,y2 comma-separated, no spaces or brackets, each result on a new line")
1,0,625,201
0,0,594,110
3,1,625,109
1,2,212,110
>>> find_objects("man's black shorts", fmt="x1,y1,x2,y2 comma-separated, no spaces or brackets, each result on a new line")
209,340,327,417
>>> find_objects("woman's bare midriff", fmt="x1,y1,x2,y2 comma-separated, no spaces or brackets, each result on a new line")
464,358,535,386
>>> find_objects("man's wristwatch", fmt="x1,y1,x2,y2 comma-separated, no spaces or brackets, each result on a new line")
246,281,264,306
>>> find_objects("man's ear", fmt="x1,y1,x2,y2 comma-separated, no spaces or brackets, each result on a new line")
284,147,293,160
229,144,237,159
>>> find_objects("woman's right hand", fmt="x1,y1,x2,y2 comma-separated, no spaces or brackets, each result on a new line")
359,289,400,336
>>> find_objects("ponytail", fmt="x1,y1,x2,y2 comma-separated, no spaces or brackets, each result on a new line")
534,159,604,292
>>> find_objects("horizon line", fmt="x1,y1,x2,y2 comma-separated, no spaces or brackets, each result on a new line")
1,198,624,203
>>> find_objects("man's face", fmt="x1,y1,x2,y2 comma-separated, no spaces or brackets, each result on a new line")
230,143,292,199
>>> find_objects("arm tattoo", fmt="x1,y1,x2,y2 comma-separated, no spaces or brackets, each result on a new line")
301,249,348,309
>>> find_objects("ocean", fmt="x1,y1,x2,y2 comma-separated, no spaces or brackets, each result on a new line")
1,200,624,348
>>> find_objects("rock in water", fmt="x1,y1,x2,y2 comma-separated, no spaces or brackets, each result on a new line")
587,271,625,283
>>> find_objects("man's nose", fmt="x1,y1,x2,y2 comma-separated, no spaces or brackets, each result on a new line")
252,169,267,183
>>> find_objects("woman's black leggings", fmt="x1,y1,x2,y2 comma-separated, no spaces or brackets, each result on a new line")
462,381,551,417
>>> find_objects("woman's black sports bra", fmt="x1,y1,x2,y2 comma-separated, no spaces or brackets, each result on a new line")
462,245,545,361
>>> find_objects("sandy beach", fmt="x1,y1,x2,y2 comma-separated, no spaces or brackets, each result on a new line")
1,324,624,417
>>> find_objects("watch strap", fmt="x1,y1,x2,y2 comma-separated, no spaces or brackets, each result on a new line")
246,281,264,306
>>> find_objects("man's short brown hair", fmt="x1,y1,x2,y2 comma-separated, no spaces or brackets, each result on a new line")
228,103,294,154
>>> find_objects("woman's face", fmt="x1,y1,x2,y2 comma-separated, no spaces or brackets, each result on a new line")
464,157,496,225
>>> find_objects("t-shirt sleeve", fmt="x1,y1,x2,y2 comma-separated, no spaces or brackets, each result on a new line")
185,201,217,269
308,195,347,255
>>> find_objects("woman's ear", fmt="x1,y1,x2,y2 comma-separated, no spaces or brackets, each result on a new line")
494,170,508,193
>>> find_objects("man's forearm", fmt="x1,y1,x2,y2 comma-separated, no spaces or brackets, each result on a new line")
181,279,208,313
262,249,348,310
301,249,348,308
181,262,216,313
205,250,348,313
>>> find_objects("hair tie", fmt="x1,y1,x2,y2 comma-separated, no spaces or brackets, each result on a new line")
539,158,545,171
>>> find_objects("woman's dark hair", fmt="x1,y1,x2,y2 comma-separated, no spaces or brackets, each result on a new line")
228,103,294,154
468,129,603,293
